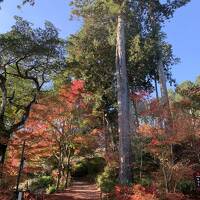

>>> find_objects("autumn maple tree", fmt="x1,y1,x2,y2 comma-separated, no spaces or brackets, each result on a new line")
4,80,102,190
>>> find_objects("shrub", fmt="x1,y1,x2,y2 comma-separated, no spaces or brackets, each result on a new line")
88,157,106,175
97,166,117,193
138,177,152,187
46,185,57,194
29,176,53,192
114,184,158,200
176,180,195,194
38,176,53,187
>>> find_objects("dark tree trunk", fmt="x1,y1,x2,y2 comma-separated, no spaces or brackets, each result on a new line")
56,146,62,191
0,74,7,122
103,112,109,157
16,140,26,195
65,148,71,188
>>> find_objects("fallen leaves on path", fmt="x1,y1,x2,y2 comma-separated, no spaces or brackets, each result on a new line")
45,181,101,200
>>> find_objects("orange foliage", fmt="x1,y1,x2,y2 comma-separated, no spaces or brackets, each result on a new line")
138,124,165,137
165,192,187,200
0,189,15,200
130,91,149,103
5,128,53,176
114,184,158,200
4,80,99,179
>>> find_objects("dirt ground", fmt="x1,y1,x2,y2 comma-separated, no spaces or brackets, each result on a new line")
44,181,101,200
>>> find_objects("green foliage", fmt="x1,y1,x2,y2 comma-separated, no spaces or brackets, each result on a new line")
46,185,57,194
87,157,106,175
67,0,185,130
37,176,53,187
173,76,200,115
138,177,152,187
0,16,66,136
72,160,88,177
29,176,53,192
96,166,117,193
72,157,106,178
177,180,196,194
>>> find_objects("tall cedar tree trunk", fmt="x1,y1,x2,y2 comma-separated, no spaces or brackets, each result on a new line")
116,13,132,184
154,77,163,128
150,8,173,133
158,60,173,134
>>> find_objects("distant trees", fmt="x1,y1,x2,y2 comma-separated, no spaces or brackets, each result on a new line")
130,76,200,194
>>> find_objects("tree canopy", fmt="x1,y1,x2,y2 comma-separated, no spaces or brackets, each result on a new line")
0,17,66,138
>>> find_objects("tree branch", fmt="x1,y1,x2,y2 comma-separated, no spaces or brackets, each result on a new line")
11,94,36,132
0,74,7,121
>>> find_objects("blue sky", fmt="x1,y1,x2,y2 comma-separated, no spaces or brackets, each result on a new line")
0,0,199,85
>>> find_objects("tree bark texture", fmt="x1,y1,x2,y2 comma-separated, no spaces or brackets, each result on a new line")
116,14,132,184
